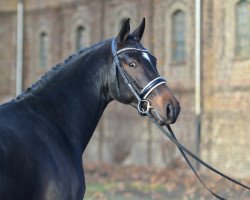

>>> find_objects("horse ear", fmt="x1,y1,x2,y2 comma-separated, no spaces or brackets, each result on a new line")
116,18,130,43
131,18,145,41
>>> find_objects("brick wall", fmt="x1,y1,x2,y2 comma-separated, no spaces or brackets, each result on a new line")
0,12,16,102
202,0,250,177
0,0,249,177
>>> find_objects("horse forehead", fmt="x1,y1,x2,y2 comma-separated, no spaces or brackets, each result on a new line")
142,52,153,66
142,52,151,61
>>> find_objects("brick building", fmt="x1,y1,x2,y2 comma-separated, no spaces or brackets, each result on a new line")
0,0,249,177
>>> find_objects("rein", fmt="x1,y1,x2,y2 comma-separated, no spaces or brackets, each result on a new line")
111,38,250,199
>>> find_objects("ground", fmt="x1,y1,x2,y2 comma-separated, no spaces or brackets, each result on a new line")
84,161,250,200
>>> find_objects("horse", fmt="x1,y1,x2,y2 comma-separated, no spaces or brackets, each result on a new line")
0,18,180,200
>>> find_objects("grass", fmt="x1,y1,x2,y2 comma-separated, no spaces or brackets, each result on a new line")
83,162,250,200
84,180,182,200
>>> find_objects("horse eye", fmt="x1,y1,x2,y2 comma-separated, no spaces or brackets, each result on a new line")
129,62,137,68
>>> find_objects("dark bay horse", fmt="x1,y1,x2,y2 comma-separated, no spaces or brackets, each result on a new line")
0,18,180,200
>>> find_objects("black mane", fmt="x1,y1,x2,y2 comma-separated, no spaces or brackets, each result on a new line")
5,39,111,105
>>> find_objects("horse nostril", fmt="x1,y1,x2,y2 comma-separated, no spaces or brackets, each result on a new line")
166,103,174,119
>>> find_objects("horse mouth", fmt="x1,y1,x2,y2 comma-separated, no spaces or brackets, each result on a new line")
130,103,176,125
150,108,175,125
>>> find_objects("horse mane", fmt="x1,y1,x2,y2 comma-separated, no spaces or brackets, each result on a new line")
11,38,111,103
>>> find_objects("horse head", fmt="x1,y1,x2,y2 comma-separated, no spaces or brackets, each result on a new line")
108,18,180,125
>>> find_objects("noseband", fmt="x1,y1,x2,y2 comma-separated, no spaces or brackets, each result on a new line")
111,38,166,115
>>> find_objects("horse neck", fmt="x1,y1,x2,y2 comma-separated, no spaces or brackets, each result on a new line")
28,41,111,155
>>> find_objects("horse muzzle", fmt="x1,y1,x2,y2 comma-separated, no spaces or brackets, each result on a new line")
150,103,180,125
147,89,181,125
166,102,180,123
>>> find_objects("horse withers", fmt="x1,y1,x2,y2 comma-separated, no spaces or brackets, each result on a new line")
0,18,180,200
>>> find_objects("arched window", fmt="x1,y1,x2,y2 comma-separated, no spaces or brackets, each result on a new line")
171,10,186,64
235,0,250,58
39,32,48,68
76,26,85,51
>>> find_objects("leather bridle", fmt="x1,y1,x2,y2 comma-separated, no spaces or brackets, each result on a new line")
111,38,250,200
112,38,166,115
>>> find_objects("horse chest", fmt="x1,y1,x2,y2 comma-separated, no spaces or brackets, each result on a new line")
37,157,85,200
42,178,82,200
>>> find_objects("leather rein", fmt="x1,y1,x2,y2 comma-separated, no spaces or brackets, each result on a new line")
111,38,250,200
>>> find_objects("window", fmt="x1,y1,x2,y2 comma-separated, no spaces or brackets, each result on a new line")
235,0,250,58
171,10,186,64
39,32,48,68
76,26,85,51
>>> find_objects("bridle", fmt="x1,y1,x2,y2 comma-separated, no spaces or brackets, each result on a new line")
111,38,250,200
111,38,166,115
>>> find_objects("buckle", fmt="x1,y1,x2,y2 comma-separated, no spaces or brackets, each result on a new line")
137,100,152,116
